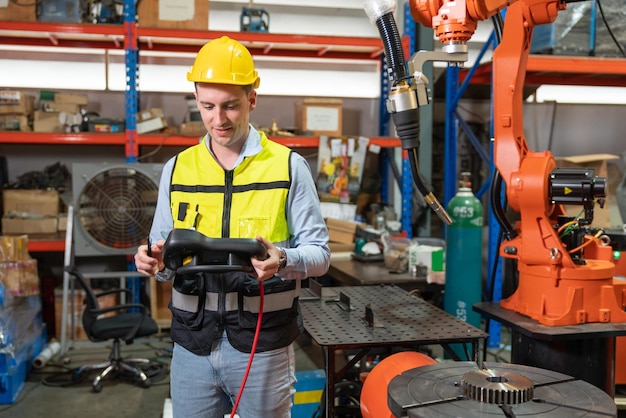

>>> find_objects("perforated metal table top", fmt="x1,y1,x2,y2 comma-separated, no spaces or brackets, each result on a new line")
300,285,487,347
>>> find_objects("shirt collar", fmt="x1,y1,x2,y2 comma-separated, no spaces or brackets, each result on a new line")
241,125,262,158
203,124,262,168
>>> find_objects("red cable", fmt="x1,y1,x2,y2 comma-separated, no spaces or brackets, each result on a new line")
230,280,264,417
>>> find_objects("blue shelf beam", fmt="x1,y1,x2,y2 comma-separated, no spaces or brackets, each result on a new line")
123,0,138,163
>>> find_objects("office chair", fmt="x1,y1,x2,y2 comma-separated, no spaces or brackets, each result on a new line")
65,268,160,393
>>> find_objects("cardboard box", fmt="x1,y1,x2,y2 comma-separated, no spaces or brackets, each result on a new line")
3,189,60,216
57,214,67,232
0,259,39,297
409,244,445,272
1,217,58,235
0,115,30,132
0,1,37,21
136,108,168,133
33,110,63,133
137,117,168,134
2,188,61,234
138,107,165,122
52,92,88,105
0,91,35,115
555,153,620,228
137,0,209,30
296,98,343,137
325,217,360,244
40,100,81,114
0,235,30,262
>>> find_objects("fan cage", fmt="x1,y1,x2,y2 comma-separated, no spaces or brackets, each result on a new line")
76,166,159,252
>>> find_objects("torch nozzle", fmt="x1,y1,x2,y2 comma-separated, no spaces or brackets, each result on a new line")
424,192,453,225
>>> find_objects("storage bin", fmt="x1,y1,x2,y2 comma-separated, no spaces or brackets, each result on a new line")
0,325,46,404
292,369,325,418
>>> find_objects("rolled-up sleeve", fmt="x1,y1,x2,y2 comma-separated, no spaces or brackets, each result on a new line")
149,158,175,243
280,153,330,280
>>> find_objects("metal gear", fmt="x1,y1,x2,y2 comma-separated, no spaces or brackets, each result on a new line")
387,362,617,417
460,368,534,404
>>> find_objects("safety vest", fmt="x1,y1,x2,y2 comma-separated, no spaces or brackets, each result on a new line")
170,133,290,241
167,133,301,355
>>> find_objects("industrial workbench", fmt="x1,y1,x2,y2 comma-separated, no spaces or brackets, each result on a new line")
327,256,444,304
300,285,487,418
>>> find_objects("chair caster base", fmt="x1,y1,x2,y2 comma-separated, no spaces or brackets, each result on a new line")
139,377,152,389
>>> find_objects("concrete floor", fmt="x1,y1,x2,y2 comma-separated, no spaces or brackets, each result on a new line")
3,323,624,418
0,332,492,418
0,332,325,418
0,334,173,418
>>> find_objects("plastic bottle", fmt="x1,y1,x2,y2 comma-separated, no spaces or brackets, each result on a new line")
445,173,483,359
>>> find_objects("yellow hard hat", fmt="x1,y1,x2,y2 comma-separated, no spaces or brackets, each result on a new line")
187,36,260,88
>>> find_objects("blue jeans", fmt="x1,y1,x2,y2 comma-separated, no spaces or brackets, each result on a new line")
170,332,296,418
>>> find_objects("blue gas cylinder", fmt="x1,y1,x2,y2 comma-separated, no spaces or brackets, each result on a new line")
445,175,483,336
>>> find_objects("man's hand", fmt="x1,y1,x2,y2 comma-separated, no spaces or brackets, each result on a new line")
251,236,282,281
135,239,166,277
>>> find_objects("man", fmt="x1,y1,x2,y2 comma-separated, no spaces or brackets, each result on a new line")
134,36,330,418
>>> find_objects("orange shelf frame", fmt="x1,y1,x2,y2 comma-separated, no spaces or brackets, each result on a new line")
0,21,384,60
27,238,66,253
462,54,626,87
0,132,401,148
0,22,390,253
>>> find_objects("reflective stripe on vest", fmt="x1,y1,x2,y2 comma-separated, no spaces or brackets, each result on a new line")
172,280,301,313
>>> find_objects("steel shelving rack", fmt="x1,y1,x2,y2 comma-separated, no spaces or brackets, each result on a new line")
0,13,400,251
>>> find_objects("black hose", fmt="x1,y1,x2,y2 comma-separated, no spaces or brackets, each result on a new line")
490,170,517,240
393,109,421,150
373,10,451,225
375,12,425,190
407,148,431,197
491,14,503,44
375,13,409,84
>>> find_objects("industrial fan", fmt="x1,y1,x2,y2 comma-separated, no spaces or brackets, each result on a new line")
71,163,163,257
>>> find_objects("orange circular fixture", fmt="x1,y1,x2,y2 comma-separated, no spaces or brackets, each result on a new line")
360,351,437,418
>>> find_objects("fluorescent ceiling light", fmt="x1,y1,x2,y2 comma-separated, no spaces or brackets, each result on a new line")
213,0,366,10
0,44,103,55
0,59,107,90
529,85,626,105
107,63,381,98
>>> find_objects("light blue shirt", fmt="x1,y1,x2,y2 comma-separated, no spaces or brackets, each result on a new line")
150,125,330,280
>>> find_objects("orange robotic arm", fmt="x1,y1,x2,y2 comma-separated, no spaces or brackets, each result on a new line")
410,0,563,190
401,0,625,326
409,0,563,45
364,0,564,227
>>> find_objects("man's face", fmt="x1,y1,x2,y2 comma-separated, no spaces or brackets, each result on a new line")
195,83,257,149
